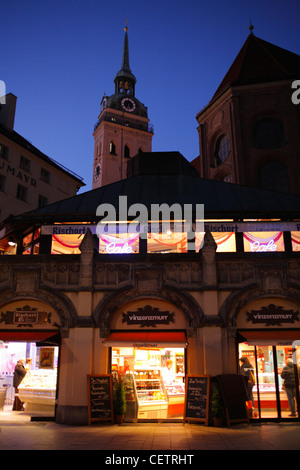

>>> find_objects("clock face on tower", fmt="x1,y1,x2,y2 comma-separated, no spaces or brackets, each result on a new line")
121,97,136,112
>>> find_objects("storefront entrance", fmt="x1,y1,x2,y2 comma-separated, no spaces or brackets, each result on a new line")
238,340,300,421
110,345,185,421
0,340,59,420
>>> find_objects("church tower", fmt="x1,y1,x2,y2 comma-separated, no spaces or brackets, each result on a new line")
92,26,153,189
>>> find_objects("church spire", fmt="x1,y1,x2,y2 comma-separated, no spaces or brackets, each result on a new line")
114,24,136,95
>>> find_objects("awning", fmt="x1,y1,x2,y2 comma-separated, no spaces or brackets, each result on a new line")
0,331,60,343
103,331,187,348
238,330,300,346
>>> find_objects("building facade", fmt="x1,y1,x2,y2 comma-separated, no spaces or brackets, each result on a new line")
0,31,300,427
192,30,300,195
92,27,153,189
1,151,300,425
0,93,84,222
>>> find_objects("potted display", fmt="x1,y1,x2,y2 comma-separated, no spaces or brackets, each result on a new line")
210,382,225,427
114,379,127,425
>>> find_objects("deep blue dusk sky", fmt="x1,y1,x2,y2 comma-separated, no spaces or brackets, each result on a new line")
2,0,300,192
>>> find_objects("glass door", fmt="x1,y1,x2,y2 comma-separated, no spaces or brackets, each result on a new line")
239,342,300,420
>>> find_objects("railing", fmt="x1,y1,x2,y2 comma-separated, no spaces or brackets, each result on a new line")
94,113,154,134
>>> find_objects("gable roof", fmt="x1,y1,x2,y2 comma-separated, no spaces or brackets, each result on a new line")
209,32,300,103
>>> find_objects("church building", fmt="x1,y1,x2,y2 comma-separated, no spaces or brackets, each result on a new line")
192,27,300,195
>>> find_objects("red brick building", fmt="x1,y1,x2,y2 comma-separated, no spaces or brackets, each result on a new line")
192,30,300,195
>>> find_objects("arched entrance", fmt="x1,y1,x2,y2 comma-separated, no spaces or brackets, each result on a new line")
0,298,62,420
96,293,200,421
231,294,300,422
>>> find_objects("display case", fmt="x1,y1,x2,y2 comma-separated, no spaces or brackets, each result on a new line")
164,382,185,417
133,368,168,419
18,369,57,413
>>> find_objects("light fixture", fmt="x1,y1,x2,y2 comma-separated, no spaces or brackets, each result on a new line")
8,239,16,246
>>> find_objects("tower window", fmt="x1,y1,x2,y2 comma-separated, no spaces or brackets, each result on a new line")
253,118,285,149
109,141,116,155
215,134,230,165
124,145,130,158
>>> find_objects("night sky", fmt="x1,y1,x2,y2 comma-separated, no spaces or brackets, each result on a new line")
2,0,300,191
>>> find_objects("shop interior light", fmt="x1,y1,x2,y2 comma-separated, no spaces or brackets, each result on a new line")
8,239,16,246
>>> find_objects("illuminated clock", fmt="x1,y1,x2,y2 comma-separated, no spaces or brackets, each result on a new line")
121,97,136,112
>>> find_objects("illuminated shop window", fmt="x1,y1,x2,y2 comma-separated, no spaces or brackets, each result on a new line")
238,342,300,420
99,233,139,254
243,232,284,252
51,233,85,254
111,346,185,420
195,232,236,252
147,232,187,253
22,229,40,255
291,232,300,251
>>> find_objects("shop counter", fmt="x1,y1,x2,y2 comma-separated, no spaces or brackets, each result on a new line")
18,387,55,412
134,368,168,419
18,369,57,413
165,383,185,417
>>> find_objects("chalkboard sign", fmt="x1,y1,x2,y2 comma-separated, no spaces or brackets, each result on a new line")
87,374,114,424
184,375,210,425
216,374,249,426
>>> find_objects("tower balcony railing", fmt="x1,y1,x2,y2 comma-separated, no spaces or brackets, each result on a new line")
94,113,154,134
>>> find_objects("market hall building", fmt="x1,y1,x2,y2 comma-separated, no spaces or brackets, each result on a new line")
1,26,300,426
0,150,300,425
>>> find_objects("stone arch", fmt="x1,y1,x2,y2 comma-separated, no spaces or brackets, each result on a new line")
94,286,204,335
219,285,300,328
0,287,78,337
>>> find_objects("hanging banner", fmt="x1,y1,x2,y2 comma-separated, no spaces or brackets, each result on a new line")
41,221,300,236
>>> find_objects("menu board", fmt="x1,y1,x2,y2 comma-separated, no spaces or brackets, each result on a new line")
184,375,210,425
87,374,114,424
216,374,249,426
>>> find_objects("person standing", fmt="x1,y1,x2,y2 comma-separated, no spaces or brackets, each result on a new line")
240,356,255,415
281,358,298,417
13,358,27,411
